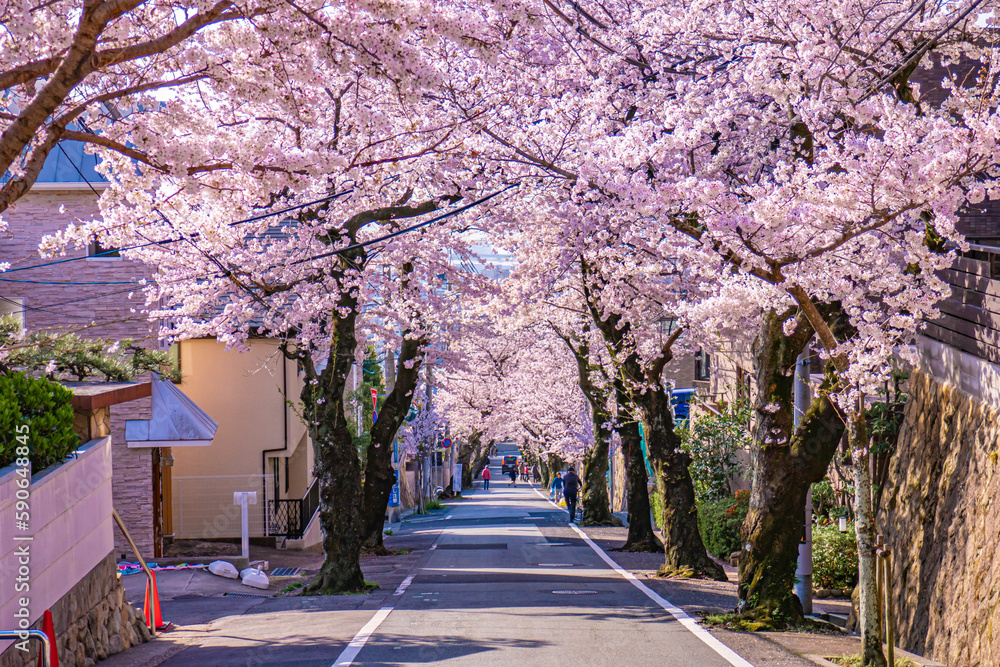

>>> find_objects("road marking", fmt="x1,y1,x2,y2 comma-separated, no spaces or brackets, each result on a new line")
334,523,452,664
529,486,753,667
393,575,414,596
531,486,569,514
568,523,755,667
332,606,394,666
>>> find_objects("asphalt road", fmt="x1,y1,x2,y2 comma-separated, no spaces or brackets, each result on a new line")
340,448,744,667
108,445,781,666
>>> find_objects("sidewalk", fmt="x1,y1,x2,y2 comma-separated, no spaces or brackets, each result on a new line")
578,524,945,667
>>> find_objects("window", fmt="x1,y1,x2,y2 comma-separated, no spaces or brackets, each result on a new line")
0,297,24,332
88,238,120,258
736,366,751,400
694,349,711,381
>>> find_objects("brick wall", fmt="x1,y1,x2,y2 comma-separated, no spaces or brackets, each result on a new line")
1,189,160,557
0,189,154,340
110,398,155,558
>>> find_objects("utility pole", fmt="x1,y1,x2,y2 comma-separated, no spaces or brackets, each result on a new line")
793,351,813,615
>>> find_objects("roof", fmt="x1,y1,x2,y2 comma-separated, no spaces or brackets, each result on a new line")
124,378,218,446
1,139,107,185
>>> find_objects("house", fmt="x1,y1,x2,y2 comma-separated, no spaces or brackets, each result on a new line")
0,142,169,558
168,338,315,544
0,137,343,555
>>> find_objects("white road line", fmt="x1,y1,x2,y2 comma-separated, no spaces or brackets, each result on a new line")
568,524,754,667
530,486,752,667
531,486,569,513
393,575,414,596
332,606,394,666
335,522,451,665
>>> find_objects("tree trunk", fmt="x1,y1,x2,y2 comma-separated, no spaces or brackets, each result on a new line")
459,431,482,489
851,401,886,667
637,385,724,579
360,334,426,554
547,453,564,481
297,302,366,594
581,410,621,526
559,325,620,526
737,308,847,624
616,383,662,552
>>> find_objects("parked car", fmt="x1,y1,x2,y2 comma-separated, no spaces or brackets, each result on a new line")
501,455,520,474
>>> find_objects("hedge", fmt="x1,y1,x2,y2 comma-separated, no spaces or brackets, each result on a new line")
812,521,859,590
697,490,750,560
0,372,78,472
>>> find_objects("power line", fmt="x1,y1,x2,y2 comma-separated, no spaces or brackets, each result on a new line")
0,277,139,285
1,185,515,321
4,189,354,274
293,185,516,267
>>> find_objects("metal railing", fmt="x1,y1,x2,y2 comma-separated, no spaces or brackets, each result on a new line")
0,630,51,667
113,508,156,636
875,534,896,665
267,479,319,539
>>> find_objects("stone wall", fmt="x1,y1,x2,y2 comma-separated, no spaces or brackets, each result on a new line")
0,554,150,667
880,370,1000,667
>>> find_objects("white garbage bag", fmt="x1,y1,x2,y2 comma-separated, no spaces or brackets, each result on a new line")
241,567,269,590
208,560,239,579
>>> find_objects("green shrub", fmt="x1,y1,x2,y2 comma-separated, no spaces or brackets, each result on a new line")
650,490,664,530
0,372,78,472
682,396,751,502
812,522,858,590
698,490,749,559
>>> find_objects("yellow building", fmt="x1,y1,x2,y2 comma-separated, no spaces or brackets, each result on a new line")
166,338,314,544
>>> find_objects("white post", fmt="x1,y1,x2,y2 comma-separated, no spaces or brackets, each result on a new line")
793,352,813,615
233,491,257,560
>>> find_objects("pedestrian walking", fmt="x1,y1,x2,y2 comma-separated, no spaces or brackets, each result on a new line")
532,464,540,483
481,466,491,490
521,463,529,482
550,471,563,503
562,468,581,523
508,467,518,487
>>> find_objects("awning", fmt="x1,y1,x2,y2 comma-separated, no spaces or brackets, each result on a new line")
125,378,218,448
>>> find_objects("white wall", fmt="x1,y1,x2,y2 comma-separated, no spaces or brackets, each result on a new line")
917,335,1000,409
0,437,113,649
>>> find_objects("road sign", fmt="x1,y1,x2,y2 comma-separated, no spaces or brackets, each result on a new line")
371,387,378,410
441,438,452,448
388,482,400,507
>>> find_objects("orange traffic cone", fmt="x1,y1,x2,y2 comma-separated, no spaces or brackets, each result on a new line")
143,571,170,631
41,609,60,667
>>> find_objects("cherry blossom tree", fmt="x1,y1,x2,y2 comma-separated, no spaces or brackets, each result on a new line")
445,1,997,656
36,2,513,592
0,0,266,213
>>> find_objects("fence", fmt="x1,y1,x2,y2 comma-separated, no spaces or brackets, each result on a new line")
267,478,320,538
171,474,272,539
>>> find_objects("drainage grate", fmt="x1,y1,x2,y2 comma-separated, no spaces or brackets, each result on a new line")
270,567,301,577
437,543,508,550
551,590,598,595
222,592,273,598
